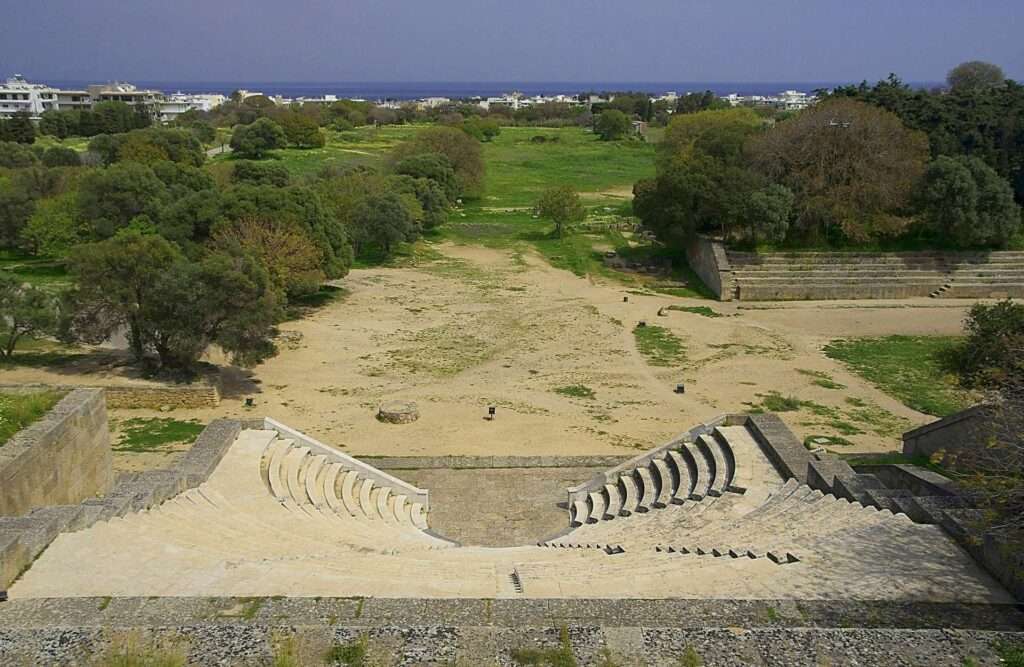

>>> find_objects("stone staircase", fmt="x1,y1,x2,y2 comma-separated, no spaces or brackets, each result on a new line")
260,436,430,530
563,421,760,528
726,250,1024,300
7,418,1014,604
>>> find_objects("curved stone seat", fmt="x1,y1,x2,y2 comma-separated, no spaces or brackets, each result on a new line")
684,443,711,500
603,483,622,519
651,458,674,508
635,467,656,512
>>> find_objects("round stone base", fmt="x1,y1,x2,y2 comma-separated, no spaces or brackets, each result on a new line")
377,400,419,424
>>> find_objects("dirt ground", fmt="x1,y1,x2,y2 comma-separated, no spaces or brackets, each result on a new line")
1,243,977,463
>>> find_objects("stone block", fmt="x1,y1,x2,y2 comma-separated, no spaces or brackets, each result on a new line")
744,413,813,483
806,457,857,494
0,530,27,590
904,495,967,525
833,473,886,503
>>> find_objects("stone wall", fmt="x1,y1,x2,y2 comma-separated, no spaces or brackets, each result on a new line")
0,388,112,519
102,381,220,409
0,597,1021,665
0,379,220,410
0,418,241,591
902,404,988,460
685,236,733,301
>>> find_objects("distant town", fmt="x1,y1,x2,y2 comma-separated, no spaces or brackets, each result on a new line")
0,74,817,123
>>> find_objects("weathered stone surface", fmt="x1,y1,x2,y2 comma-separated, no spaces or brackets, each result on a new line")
0,388,112,519
377,400,420,424
745,413,814,483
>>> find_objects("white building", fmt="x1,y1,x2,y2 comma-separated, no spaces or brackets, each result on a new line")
157,93,227,122
0,74,60,119
87,82,163,107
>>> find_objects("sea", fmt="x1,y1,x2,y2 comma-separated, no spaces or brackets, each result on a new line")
40,80,942,101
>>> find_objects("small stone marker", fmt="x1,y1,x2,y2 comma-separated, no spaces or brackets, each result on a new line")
378,400,419,424
675,384,686,394
244,397,254,407
0,590,7,602
487,405,496,420
623,296,629,302
637,320,646,328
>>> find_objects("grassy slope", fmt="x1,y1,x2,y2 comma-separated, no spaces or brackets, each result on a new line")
824,335,974,418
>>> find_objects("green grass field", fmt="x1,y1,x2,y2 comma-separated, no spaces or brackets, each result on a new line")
0,250,70,292
824,335,974,417
209,125,423,179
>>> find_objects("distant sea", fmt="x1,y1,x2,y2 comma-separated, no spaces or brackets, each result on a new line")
41,80,942,101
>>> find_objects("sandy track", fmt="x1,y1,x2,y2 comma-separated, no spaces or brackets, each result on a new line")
1,243,976,460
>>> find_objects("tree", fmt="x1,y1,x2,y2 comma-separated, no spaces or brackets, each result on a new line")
230,118,286,159
0,274,59,357
390,127,484,198
393,153,459,203
20,193,89,257
918,155,1021,247
746,185,794,245
0,112,36,144
537,186,586,238
138,250,283,372
827,75,1024,205
0,141,39,168
232,160,290,187
221,184,351,278
462,116,501,142
62,230,181,363
635,108,765,245
76,162,168,238
63,230,282,373
957,299,1024,389
276,112,325,148
42,147,81,167
947,61,1005,93
38,109,79,139
594,109,631,141
0,183,36,247
661,107,762,168
748,98,929,243
211,217,325,297
350,191,417,256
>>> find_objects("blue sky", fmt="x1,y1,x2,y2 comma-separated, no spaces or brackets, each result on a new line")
4,0,1023,83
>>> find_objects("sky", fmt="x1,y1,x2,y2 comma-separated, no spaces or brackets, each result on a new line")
3,0,1023,84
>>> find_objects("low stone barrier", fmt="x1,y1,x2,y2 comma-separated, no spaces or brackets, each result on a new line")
103,381,220,409
0,378,220,411
0,388,112,518
0,418,241,592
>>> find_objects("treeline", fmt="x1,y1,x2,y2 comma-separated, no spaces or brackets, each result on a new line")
635,62,1023,251
0,121,483,376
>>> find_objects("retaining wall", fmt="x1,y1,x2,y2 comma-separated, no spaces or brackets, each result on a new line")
0,379,220,410
902,404,988,460
0,418,241,592
685,236,732,301
0,388,112,519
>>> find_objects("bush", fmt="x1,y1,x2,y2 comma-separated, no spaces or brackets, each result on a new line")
41,146,81,167
957,300,1024,389
0,141,39,168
